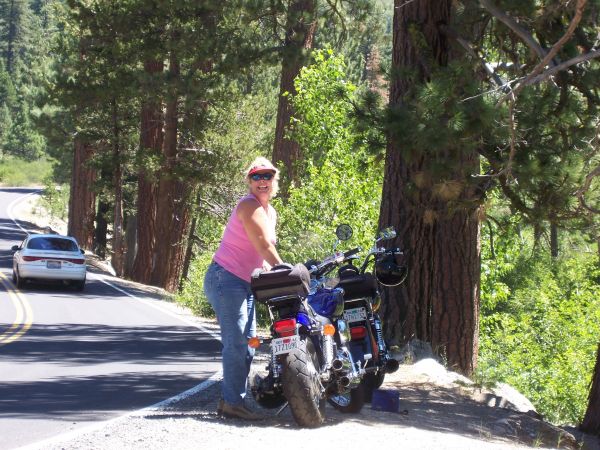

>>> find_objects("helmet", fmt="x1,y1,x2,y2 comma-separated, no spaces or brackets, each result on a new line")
375,251,407,286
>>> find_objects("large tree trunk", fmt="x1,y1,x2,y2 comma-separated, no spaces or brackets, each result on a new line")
131,59,163,284
151,55,191,291
68,138,96,250
272,0,317,196
111,100,125,276
581,342,600,435
94,194,109,259
378,0,480,375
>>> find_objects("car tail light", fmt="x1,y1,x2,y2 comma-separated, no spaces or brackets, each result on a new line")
64,258,85,264
23,256,43,262
274,318,296,337
350,326,367,341
22,256,84,264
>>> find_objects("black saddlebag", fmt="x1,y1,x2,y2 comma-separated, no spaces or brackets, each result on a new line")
335,272,378,300
251,263,310,303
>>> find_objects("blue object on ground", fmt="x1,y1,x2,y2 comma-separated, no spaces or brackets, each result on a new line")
371,388,400,412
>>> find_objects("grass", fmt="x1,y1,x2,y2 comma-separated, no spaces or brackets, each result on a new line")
0,155,54,186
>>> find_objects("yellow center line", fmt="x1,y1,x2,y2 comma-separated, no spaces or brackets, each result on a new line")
0,272,33,345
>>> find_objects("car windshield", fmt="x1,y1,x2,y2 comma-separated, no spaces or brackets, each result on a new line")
27,237,78,252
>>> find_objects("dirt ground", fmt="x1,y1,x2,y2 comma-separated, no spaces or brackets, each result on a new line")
10,192,600,450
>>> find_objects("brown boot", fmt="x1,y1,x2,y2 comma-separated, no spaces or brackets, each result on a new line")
216,399,224,415
220,402,264,421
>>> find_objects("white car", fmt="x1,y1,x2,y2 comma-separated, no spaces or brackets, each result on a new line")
12,234,87,291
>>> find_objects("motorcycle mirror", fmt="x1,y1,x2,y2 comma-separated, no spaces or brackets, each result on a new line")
335,224,353,241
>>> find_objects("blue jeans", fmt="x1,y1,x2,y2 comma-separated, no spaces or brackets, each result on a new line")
204,261,256,406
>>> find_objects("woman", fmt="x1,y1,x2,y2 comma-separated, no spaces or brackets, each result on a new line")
204,156,284,420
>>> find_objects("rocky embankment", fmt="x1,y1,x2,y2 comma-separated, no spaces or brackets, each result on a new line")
11,192,600,450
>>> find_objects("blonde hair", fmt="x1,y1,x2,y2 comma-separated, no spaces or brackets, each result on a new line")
245,156,280,199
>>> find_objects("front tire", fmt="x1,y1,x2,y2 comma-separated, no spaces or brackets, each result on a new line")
361,371,386,403
282,338,325,427
249,371,287,409
328,382,366,413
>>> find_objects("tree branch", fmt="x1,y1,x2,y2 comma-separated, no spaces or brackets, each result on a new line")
575,164,600,215
520,49,600,87
497,0,587,105
478,0,547,60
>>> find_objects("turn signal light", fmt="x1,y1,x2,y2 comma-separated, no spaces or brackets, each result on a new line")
350,326,367,341
323,324,335,336
248,337,261,349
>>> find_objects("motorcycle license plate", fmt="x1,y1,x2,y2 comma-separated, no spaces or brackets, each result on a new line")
343,307,367,323
272,335,300,355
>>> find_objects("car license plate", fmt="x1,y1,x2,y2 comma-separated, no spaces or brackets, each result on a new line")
272,335,300,356
47,260,61,269
344,307,367,323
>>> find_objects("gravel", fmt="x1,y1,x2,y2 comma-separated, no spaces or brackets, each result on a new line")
10,192,599,450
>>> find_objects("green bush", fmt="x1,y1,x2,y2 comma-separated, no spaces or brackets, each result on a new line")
276,49,383,263
0,155,54,186
478,221,600,425
39,178,69,222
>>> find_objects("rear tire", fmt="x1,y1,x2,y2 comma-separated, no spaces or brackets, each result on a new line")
328,382,366,413
74,278,85,291
362,371,386,403
14,269,24,289
282,338,325,427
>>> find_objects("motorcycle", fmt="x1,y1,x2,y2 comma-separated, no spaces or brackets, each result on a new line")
248,227,371,427
325,224,407,405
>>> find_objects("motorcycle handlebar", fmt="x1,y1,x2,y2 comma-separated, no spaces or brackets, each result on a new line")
343,247,361,258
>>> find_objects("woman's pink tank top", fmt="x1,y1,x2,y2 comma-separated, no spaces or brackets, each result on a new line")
213,194,277,282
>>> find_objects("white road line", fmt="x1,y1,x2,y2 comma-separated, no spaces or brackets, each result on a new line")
14,372,223,450
6,189,42,235
7,191,224,450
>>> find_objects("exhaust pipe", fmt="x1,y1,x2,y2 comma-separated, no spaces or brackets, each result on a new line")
338,376,350,387
332,358,351,372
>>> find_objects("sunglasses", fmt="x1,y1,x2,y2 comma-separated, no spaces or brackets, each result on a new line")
250,173,274,181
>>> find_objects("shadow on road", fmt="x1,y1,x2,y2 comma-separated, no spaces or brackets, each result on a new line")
0,323,221,420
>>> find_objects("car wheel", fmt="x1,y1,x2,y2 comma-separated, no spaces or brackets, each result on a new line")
74,278,85,291
15,269,24,289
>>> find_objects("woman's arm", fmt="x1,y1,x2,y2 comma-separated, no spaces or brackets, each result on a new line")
237,199,283,267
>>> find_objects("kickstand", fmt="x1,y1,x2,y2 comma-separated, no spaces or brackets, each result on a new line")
275,401,289,416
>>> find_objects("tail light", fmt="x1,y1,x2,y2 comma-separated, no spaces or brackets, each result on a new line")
350,326,367,341
64,258,85,264
23,256,43,262
22,256,84,264
274,318,297,337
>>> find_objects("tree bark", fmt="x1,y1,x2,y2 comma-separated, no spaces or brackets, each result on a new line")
379,0,480,375
111,99,125,276
550,221,559,257
94,195,109,259
131,59,163,284
581,342,600,435
151,54,193,292
68,138,96,250
272,0,317,196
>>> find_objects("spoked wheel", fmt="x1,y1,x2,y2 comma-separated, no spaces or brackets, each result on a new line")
328,382,366,413
282,337,325,427
249,370,287,409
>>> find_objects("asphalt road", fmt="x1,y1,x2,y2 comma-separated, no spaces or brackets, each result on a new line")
0,187,222,450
